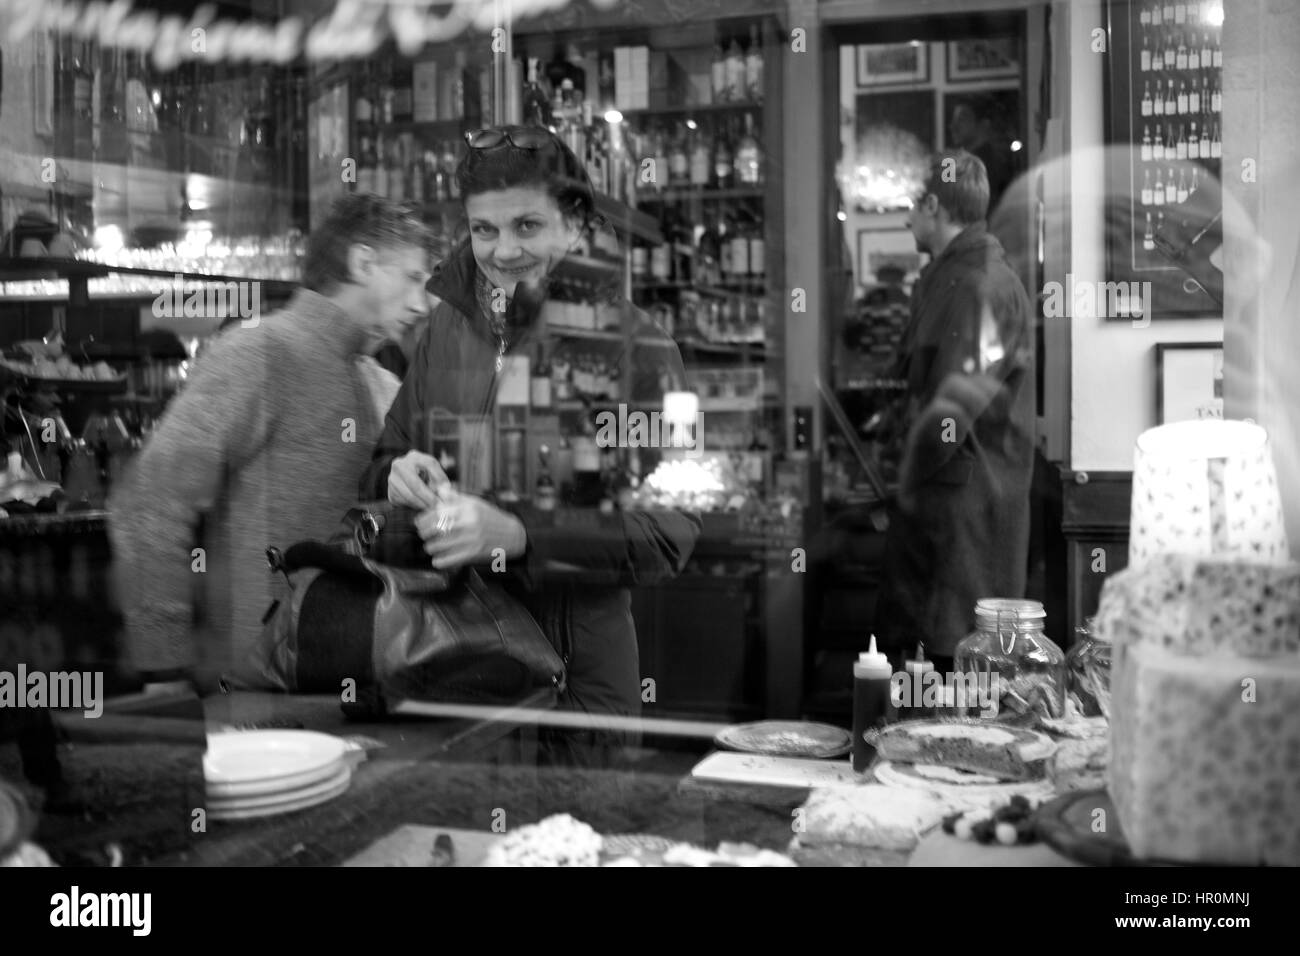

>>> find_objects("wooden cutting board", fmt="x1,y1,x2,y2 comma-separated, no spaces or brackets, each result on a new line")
341,825,500,867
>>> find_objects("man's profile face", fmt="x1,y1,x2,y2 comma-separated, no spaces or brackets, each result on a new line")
906,192,937,255
363,244,431,346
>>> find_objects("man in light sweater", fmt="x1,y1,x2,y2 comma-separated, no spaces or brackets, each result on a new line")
109,195,432,691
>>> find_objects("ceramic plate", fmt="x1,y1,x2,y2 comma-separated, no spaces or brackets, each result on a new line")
714,721,852,758
207,772,352,822
204,730,347,790
207,765,351,812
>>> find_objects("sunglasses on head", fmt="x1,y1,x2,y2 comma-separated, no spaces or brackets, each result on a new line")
465,126,557,152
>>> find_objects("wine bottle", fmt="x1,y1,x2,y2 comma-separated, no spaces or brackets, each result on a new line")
669,124,689,186
745,24,764,100
711,43,727,103
1141,125,1152,160
689,124,711,186
748,214,765,279
734,112,761,185
1176,169,1188,203
725,35,744,102
1143,211,1155,251
1141,82,1153,117
1176,33,1188,70
713,117,734,189
1152,167,1164,205
1188,121,1200,159
1153,79,1164,116
1141,168,1153,205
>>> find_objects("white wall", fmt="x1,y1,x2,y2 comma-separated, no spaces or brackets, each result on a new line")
1067,0,1222,472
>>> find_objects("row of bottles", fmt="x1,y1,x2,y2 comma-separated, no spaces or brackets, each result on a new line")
1138,122,1222,162
51,35,281,177
1139,77,1222,117
711,25,765,103
354,52,490,130
354,135,461,202
1137,29,1223,72
1138,1,1221,29
634,213,766,283
625,114,765,192
1139,165,1206,206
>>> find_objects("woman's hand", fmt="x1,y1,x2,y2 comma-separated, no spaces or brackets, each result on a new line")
388,451,449,510
415,488,528,570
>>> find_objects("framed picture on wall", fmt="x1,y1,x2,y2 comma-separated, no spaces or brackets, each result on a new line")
1155,342,1224,423
1103,0,1224,319
946,38,1019,82
857,226,921,286
857,43,928,87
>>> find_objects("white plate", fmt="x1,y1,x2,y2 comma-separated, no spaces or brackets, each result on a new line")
206,756,346,800
207,765,351,812
204,730,347,790
207,772,352,822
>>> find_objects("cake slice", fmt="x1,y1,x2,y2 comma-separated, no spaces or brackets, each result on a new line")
874,720,1056,781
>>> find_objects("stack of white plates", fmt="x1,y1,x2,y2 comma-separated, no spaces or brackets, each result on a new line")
204,730,351,821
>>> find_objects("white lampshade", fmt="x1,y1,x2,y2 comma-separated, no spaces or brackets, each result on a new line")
1130,420,1290,565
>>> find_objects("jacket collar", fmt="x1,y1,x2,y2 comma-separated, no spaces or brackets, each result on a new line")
426,240,549,341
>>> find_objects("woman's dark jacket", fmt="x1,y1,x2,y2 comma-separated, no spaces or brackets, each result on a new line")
359,242,700,724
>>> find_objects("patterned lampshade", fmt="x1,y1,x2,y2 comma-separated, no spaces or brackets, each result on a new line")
1130,420,1290,566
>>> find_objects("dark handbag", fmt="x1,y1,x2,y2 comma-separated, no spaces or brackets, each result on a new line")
251,503,566,709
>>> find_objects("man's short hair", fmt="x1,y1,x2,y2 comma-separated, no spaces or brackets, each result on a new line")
922,149,990,226
302,194,433,294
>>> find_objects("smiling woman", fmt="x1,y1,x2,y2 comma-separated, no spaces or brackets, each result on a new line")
358,126,699,767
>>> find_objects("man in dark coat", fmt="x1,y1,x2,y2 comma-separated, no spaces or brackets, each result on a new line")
873,149,1036,671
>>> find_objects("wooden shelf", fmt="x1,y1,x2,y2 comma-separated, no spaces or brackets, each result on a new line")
633,279,768,296
554,253,621,287
593,193,663,244
634,187,765,203
622,101,767,117
545,325,676,348
0,257,298,301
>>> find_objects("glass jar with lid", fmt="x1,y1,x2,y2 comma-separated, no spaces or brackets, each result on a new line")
1064,617,1112,719
953,598,1065,722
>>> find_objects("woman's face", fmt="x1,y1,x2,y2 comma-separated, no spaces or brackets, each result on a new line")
464,185,581,299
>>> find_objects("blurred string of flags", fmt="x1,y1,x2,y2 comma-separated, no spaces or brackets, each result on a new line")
0,0,619,66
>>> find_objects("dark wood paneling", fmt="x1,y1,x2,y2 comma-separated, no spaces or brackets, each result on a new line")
1061,471,1131,639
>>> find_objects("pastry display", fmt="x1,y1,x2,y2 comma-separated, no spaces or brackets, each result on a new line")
1099,555,1300,865
941,794,1047,846
872,719,1057,781
481,814,603,867
789,784,949,865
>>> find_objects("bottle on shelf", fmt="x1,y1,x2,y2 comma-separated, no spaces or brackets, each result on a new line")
734,112,762,185
668,124,689,187
728,218,750,277
713,118,734,189
1199,123,1211,159
1210,122,1221,158
441,140,460,198
1188,77,1200,112
1143,211,1156,251
711,43,727,104
1188,121,1200,159
1141,125,1152,160
523,57,551,127
409,148,426,203
1188,34,1201,70
748,214,765,279
689,123,711,187
1152,166,1165,206
1140,31,1151,72
1175,127,1188,160
698,214,722,287
1141,83,1153,117
1163,82,1176,115
1141,168,1153,205
745,23,764,101
1176,168,1188,203
1176,33,1188,70
718,216,734,275
1153,127,1164,159
1152,79,1164,116
1164,165,1177,204
725,34,745,102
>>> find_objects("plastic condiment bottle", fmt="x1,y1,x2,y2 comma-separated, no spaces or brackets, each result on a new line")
904,642,936,719
852,635,894,773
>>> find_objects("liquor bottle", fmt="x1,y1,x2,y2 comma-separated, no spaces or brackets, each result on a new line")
1153,79,1164,115
1143,211,1155,250
1176,34,1188,70
729,218,750,276
1177,80,1188,114
409,149,425,203
1176,127,1188,159
1163,33,1176,70
1188,1,1200,24
1199,122,1210,159
1188,78,1200,112
1152,166,1164,205
1212,33,1222,68
1153,127,1164,159
745,23,764,101
1211,78,1221,113
1176,1,1186,24
429,145,447,201
698,214,722,286
713,117,734,189
1176,169,1188,203
749,214,765,278
1163,1,1174,24
442,140,460,198
1210,122,1221,158
523,58,550,127
1140,31,1151,71
1189,166,1199,195
373,133,390,196
357,135,377,193
1140,3,1152,26
1188,36,1201,70
711,43,727,103
669,125,689,186
734,112,761,185
1200,32,1212,70
1141,82,1153,117
718,217,733,276
1164,82,1176,115
725,35,745,102
690,125,711,186
1188,121,1200,158
1141,168,1153,205
1165,166,1178,204
1141,125,1153,160
650,241,671,280
564,43,588,101
1152,1,1162,26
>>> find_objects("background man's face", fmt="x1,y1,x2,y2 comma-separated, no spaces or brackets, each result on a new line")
949,105,979,149
907,193,938,255
363,244,431,345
